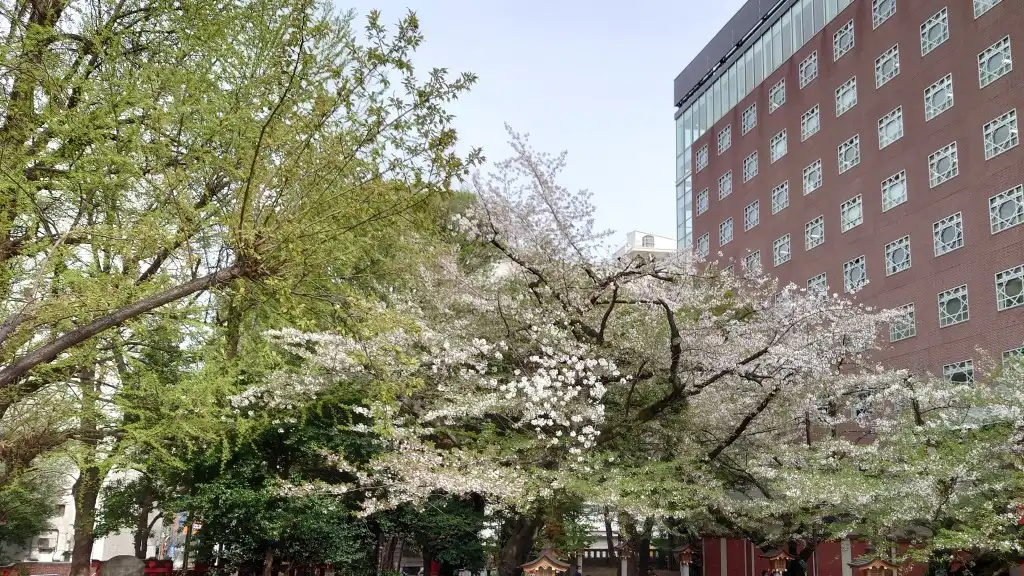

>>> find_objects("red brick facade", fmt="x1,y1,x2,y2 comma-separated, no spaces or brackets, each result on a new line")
691,0,1024,375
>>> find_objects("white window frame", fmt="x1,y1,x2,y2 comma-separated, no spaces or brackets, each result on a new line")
696,144,709,172
805,216,824,251
741,103,757,135
938,284,969,327
995,264,1024,311
881,170,908,212
872,0,896,29
920,8,949,56
744,250,761,275
843,256,867,293
696,188,709,216
719,217,734,246
889,303,916,342
742,152,758,183
769,78,786,113
978,36,1012,89
933,212,965,256
771,181,789,214
803,159,822,195
884,235,912,276
744,200,759,231
834,20,855,61
928,142,959,188
840,195,864,232
696,233,710,258
799,52,819,88
943,360,975,383
801,105,820,141
1004,346,1024,367
924,74,954,121
878,106,904,149
838,135,861,174
990,184,1024,234
718,171,733,199
770,130,788,163
717,125,732,155
807,272,828,294
836,76,857,116
975,0,1002,18
773,234,791,267
875,44,901,89
983,109,1019,160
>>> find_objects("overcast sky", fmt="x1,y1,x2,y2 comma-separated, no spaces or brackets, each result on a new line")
341,0,747,242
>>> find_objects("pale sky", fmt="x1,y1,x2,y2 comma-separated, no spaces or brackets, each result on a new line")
341,0,747,242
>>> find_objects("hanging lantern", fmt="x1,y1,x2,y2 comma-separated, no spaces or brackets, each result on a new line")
760,550,795,575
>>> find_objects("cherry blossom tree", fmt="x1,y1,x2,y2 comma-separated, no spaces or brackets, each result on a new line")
235,129,1024,573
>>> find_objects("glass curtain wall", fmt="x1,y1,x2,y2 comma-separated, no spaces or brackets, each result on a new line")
675,0,854,250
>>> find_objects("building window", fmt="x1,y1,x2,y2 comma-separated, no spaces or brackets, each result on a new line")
983,109,1019,160
805,216,824,251
889,303,916,342
1004,346,1024,367
875,45,901,88
742,152,758,182
803,159,822,194
885,236,912,275
840,195,863,232
921,8,949,56
924,74,954,121
834,20,855,61
878,107,904,149
995,264,1024,310
872,0,896,28
773,234,791,267
990,184,1024,233
843,256,867,293
938,284,969,327
696,145,709,172
720,218,733,246
722,264,734,275
933,212,964,256
741,103,757,135
943,360,975,383
807,272,828,294
771,181,789,214
836,76,857,116
696,233,709,258
838,135,861,174
641,234,655,248
881,170,908,212
769,78,786,113
975,0,1002,18
744,200,759,231
718,171,733,199
978,36,1012,88
744,250,761,274
770,130,788,163
801,105,820,141
717,125,732,155
696,189,709,216
928,142,959,187
800,52,819,88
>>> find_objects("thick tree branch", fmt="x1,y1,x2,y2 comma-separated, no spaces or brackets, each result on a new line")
707,385,781,461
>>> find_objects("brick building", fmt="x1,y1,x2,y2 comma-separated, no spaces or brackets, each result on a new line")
673,0,1024,377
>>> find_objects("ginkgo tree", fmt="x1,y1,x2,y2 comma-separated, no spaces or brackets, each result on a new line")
238,130,1024,575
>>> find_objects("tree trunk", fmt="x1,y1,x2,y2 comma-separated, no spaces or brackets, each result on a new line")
498,515,542,576
603,507,616,568
262,548,275,576
70,465,101,576
133,485,157,558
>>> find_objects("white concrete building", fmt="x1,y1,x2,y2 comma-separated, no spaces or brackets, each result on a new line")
613,232,677,261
